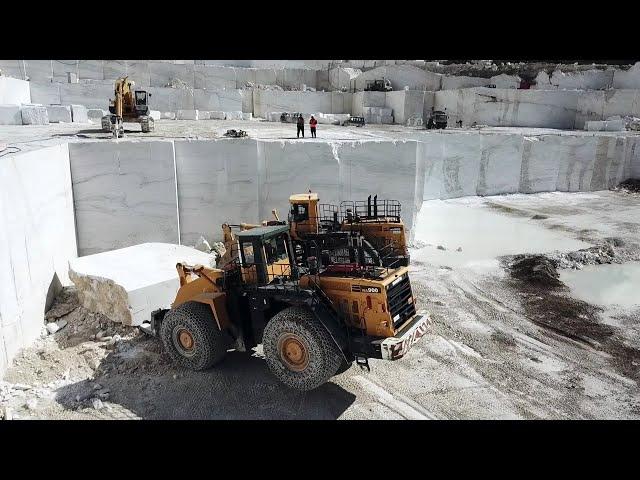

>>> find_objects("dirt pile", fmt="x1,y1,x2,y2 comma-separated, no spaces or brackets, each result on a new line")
0,287,162,419
506,255,562,287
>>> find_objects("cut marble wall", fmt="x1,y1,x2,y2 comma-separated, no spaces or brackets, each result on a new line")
174,139,259,246
435,88,581,129
59,83,113,109
0,60,24,79
354,65,441,91
602,89,640,119
490,74,521,89
68,141,179,256
193,89,243,112
612,62,640,89
626,136,640,178
22,60,54,83
550,68,614,90
0,144,77,376
476,133,524,195
441,75,491,90
336,140,418,231
149,62,195,88
253,90,349,118
257,141,341,222
327,67,362,91
0,76,31,104
52,60,104,82
194,65,237,90
278,68,318,90
29,82,61,105
241,89,253,113
146,87,195,112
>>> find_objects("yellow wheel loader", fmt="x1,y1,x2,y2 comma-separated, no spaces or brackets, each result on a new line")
101,76,154,138
144,193,428,391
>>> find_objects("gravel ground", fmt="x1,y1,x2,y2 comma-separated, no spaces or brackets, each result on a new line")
2,190,639,420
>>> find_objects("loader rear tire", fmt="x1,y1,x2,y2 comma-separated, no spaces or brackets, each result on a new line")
262,306,343,391
160,301,228,370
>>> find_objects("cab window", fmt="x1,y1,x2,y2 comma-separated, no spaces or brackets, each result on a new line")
291,203,309,222
264,235,288,264
241,242,255,264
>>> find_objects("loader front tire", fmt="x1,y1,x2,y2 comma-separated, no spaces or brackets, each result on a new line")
262,306,343,391
160,301,228,370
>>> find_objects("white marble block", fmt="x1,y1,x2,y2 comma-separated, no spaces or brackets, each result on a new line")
20,105,49,125
198,110,210,120
177,109,199,120
226,111,243,120
46,105,72,123
242,112,253,120
87,108,108,122
71,104,88,123
210,111,226,120
161,111,176,120
69,243,216,326
0,105,22,125
149,110,161,120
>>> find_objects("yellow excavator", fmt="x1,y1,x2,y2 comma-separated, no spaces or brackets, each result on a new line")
101,76,154,138
143,193,427,391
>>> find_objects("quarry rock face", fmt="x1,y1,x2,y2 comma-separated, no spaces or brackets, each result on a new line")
68,243,216,326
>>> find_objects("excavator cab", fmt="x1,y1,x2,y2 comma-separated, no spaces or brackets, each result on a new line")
236,225,297,286
134,91,150,115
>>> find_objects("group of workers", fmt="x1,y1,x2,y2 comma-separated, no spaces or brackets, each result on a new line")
296,115,317,138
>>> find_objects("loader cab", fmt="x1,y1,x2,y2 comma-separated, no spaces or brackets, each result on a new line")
289,193,320,239
237,225,296,286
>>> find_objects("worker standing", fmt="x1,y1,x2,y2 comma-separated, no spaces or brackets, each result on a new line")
309,115,318,138
296,114,305,138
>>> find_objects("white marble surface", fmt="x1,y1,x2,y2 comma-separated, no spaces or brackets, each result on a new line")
146,87,194,112
355,65,439,91
29,82,61,105
46,105,72,123
59,83,113,109
69,141,179,256
257,140,341,222
440,132,482,199
0,144,76,374
253,90,334,118
69,243,214,326
337,140,418,231
0,105,23,125
194,89,243,112
0,76,30,104
20,106,49,125
71,104,88,123
194,65,237,90
149,62,194,89
613,62,640,89
174,139,259,246
477,133,523,195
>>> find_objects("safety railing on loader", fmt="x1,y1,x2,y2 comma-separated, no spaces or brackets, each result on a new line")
340,196,401,223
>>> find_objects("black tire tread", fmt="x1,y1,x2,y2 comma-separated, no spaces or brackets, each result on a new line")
160,301,228,370
262,306,343,391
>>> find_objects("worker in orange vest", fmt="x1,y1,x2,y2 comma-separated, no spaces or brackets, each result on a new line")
309,115,318,138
